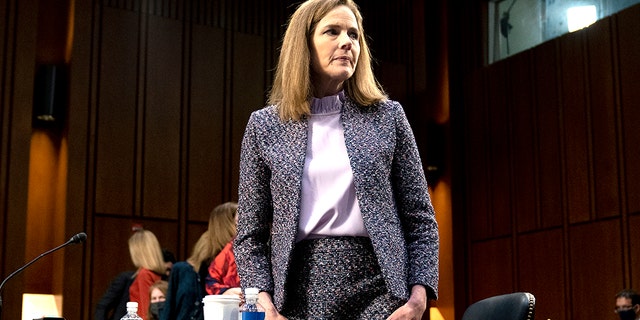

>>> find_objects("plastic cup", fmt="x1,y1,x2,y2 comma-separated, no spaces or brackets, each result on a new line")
202,295,241,320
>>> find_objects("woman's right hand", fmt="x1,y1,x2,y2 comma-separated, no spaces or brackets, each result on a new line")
257,291,288,320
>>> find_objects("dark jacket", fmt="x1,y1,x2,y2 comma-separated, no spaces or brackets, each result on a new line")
234,96,440,309
160,261,208,320
94,270,136,320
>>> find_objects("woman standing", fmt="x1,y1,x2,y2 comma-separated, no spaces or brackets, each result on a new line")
234,0,439,319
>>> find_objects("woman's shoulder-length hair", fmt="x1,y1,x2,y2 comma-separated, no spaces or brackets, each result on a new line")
128,229,167,275
268,0,387,121
207,202,238,258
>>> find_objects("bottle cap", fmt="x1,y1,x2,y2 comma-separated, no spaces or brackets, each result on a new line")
126,301,138,308
245,287,260,296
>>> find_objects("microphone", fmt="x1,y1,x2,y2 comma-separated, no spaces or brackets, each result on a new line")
69,232,87,244
0,232,87,319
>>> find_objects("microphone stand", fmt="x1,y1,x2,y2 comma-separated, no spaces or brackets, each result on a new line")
0,232,86,319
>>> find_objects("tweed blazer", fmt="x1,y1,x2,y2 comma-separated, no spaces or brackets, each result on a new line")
234,96,439,310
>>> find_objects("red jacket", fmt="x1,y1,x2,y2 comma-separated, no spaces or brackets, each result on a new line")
129,268,162,319
205,241,241,295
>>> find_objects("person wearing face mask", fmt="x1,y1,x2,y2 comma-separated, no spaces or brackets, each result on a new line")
94,240,175,320
234,0,439,319
148,280,168,320
615,289,640,320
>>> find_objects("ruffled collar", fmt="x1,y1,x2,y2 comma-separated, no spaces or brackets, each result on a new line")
309,91,345,115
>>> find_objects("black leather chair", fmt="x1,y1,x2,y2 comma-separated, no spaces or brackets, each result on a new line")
461,292,535,320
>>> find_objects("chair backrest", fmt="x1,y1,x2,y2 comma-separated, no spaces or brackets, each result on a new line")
461,292,535,320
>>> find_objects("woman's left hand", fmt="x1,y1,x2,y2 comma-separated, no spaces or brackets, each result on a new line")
387,285,427,320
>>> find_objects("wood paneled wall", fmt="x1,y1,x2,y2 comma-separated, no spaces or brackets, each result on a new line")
0,0,37,318
64,1,285,317
451,3,640,320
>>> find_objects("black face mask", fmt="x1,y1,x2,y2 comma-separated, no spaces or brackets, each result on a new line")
618,309,636,320
150,301,165,319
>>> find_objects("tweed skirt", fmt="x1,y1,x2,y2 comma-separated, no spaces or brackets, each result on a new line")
280,236,404,320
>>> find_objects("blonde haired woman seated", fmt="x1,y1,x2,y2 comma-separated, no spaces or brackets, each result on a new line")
161,202,239,320
127,229,167,320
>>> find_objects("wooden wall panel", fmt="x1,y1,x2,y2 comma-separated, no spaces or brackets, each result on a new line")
631,215,640,289
185,223,209,260
507,52,537,232
532,40,563,229
517,229,565,320
64,0,96,317
469,238,513,302
487,61,511,237
559,31,591,224
0,0,11,275
618,5,640,215
453,4,640,318
95,7,139,215
569,219,623,319
142,16,182,219
466,71,491,241
229,33,266,201
0,0,8,126
0,0,35,318
379,62,408,103
586,18,620,219
188,25,226,220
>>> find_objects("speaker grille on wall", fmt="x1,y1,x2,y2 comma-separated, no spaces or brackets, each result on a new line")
32,64,68,128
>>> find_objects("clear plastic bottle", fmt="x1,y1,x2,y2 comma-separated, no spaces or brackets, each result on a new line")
120,301,143,320
241,288,265,320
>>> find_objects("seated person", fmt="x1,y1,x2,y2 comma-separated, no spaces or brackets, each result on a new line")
615,289,640,320
148,280,168,320
161,202,239,320
205,240,241,297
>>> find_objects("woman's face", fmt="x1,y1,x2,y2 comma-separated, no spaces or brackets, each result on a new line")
310,5,360,96
150,288,166,303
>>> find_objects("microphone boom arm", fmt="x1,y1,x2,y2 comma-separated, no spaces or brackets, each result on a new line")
0,232,86,319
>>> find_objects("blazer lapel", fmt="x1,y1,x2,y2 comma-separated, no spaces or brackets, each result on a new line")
279,118,308,233
341,100,377,221
269,117,308,280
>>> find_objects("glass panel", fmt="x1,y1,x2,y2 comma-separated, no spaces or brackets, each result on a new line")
488,0,640,63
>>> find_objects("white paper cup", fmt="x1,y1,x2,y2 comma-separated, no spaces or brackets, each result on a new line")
202,295,241,320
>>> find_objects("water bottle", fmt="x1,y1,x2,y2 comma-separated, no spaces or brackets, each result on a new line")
120,301,143,320
241,288,265,320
